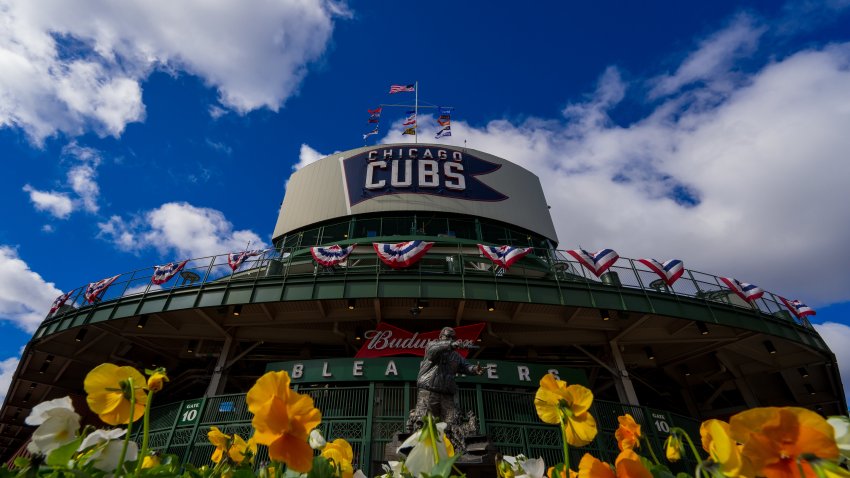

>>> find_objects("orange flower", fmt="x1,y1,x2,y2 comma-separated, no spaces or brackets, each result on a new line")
614,414,641,451
578,453,614,478
730,407,839,478
84,363,147,425
614,450,653,478
535,374,598,446
208,426,255,464
246,371,321,472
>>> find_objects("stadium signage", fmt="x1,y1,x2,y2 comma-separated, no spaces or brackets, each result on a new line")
342,147,509,206
266,357,587,387
354,322,486,358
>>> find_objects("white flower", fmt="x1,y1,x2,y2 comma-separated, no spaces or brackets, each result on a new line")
828,416,850,462
400,422,451,478
353,470,368,478
517,457,546,478
79,428,138,472
25,397,80,455
381,461,404,478
309,428,326,450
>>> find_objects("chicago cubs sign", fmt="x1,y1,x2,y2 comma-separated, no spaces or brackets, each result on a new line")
342,147,509,206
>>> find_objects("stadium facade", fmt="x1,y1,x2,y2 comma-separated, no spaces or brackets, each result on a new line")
1,144,844,472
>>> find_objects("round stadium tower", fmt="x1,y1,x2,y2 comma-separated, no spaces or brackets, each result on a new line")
1,144,845,471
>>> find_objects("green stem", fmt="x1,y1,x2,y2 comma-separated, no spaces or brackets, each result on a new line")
560,421,570,473
671,427,703,465
134,389,155,475
116,377,136,476
426,415,441,465
642,435,660,465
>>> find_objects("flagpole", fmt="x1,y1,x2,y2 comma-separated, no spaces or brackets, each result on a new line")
414,81,418,144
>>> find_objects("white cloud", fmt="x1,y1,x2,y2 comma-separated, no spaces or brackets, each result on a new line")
98,202,266,259
0,356,20,407
0,0,349,143
0,246,62,332
293,143,327,171
813,322,850,400
22,184,73,219
376,37,850,306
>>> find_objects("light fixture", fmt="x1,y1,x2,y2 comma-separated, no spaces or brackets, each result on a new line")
804,383,816,395
347,299,356,310
74,328,88,342
681,364,691,377
763,340,777,355
416,299,428,310
486,300,495,312
38,362,49,374
136,315,149,328
798,367,809,379
186,340,197,354
232,305,242,316
599,309,610,321
696,322,709,335
644,346,655,360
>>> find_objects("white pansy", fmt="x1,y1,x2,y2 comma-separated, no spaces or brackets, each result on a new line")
79,428,138,472
381,461,403,478
828,416,850,462
401,422,451,478
517,457,546,478
25,398,80,455
352,470,367,478
309,428,326,449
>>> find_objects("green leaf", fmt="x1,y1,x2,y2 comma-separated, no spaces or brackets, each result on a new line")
429,454,459,478
675,473,693,478
648,463,675,478
305,456,335,478
12,457,30,469
46,438,83,467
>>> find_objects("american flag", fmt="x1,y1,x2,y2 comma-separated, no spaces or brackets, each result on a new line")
85,275,121,303
780,297,816,318
152,260,189,285
49,291,74,314
228,249,266,271
389,84,415,94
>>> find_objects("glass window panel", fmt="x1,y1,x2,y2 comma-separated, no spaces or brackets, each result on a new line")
353,218,381,238
321,222,350,244
447,218,476,240
382,216,413,236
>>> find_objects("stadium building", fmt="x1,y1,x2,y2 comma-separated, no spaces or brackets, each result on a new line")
1,144,844,472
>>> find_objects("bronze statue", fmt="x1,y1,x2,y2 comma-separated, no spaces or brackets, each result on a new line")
406,326,484,451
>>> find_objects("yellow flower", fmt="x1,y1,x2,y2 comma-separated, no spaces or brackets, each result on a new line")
730,407,839,478
246,371,321,472
701,419,749,477
322,438,354,478
208,426,255,464
663,433,682,462
142,455,160,469
84,363,147,425
548,465,579,478
534,374,597,447
443,434,455,457
614,450,653,478
614,414,641,451
147,371,169,392
578,453,614,478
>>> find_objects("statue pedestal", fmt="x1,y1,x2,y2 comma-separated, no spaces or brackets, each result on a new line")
382,433,497,477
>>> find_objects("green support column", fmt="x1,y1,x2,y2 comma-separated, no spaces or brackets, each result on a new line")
364,382,375,473
475,384,486,435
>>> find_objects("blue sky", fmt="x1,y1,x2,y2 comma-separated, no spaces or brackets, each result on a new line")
2,0,850,403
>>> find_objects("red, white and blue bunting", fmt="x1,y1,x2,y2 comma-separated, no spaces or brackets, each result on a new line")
478,244,532,270
719,277,764,302
566,248,619,277
779,297,816,318
637,258,685,286
85,275,120,303
228,250,266,271
311,245,357,267
152,260,189,285
373,241,434,269
49,291,74,314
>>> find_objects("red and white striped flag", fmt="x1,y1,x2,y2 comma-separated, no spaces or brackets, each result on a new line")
389,84,415,94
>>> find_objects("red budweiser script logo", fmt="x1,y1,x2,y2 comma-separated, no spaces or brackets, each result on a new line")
354,322,485,358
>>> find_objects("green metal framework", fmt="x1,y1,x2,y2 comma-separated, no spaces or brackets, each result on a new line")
36,245,827,353
137,385,702,475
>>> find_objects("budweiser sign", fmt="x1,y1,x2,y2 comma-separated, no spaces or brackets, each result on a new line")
355,322,486,358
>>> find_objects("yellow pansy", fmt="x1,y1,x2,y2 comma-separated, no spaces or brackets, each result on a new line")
577,453,614,478
534,374,597,447
246,371,321,472
142,455,160,469
147,371,169,392
730,407,838,478
322,438,355,478
208,426,254,464
614,414,641,451
663,433,682,462
84,363,147,425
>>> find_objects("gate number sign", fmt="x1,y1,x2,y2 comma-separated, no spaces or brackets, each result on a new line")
178,399,203,426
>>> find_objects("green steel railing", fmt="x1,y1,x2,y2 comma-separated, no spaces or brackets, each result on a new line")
136,384,703,475
43,243,815,333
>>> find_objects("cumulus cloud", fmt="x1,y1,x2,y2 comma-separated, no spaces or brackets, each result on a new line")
0,246,62,332
0,356,20,407
0,0,348,143
22,185,73,219
293,143,327,171
814,322,850,400
377,26,850,305
98,202,266,259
